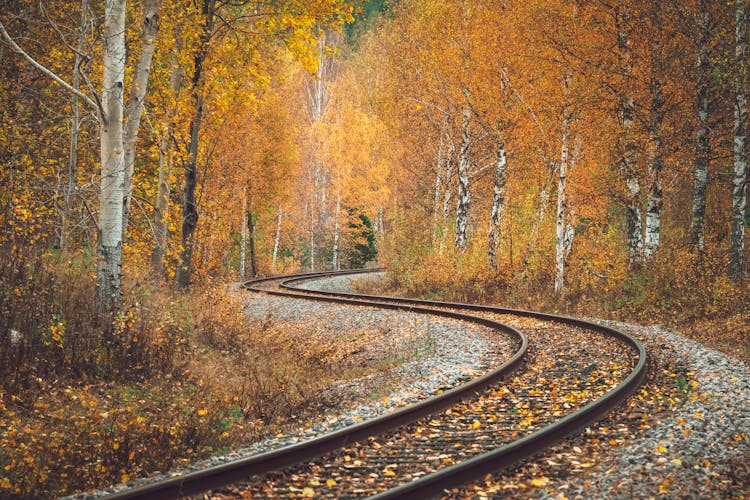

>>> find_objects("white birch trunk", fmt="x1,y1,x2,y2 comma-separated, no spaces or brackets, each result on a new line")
645,78,665,260
309,207,316,272
96,0,127,314
488,130,507,270
122,0,161,239
332,192,341,270
272,205,282,272
455,102,471,252
730,0,748,279
240,186,247,278
616,8,643,268
554,75,572,295
690,0,712,252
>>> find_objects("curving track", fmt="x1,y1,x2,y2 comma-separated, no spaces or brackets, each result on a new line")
108,269,646,499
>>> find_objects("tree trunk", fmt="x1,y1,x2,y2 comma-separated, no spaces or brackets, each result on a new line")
122,0,161,239
432,123,447,245
247,209,257,278
272,205,282,272
309,198,316,271
488,129,507,270
176,0,214,288
61,0,88,250
240,186,247,278
96,0,127,314
616,7,643,269
455,101,471,252
439,143,455,252
332,192,341,270
690,0,712,253
645,78,665,259
151,39,182,277
554,74,571,295
730,0,748,279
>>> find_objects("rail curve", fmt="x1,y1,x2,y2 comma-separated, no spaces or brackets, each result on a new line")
106,269,529,498
279,270,647,498
106,269,646,498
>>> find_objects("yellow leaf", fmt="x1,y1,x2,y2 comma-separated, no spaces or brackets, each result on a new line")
671,459,682,466
530,477,550,487
658,479,672,493
301,487,315,497
655,445,667,453
113,442,120,450
384,469,396,477
197,408,208,416
326,479,337,486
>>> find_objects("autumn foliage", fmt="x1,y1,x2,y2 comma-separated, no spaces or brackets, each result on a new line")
0,0,749,495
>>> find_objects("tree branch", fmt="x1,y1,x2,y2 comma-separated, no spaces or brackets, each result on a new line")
0,18,100,114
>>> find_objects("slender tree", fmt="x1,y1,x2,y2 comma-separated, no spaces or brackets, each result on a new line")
730,0,748,279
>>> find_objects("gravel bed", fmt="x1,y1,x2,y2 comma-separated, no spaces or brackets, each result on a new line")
452,319,750,499
238,290,512,445
570,321,750,498
73,276,515,498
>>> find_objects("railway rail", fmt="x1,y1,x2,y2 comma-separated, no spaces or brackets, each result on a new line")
108,269,646,499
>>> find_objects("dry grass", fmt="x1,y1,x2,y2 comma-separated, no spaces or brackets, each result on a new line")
0,250,391,498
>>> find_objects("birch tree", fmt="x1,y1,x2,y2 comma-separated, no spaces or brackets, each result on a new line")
615,7,644,268
644,5,666,260
455,94,472,252
554,73,573,295
0,0,160,314
689,0,713,253
730,0,748,279
488,128,507,270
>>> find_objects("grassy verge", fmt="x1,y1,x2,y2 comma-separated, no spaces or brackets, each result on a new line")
0,251,394,498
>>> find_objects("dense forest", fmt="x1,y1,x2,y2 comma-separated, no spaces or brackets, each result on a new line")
0,0,748,496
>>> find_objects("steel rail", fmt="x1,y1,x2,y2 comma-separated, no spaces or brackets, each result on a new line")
281,271,649,499
105,269,527,499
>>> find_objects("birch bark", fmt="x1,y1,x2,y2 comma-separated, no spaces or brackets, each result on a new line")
122,0,161,238
690,0,712,253
554,74,571,295
645,78,665,260
455,100,471,252
240,186,247,278
730,0,748,279
272,205,282,272
247,209,257,278
616,8,643,268
488,130,507,270
96,0,127,313
332,192,341,270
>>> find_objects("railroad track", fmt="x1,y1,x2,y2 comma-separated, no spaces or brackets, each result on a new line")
108,269,646,499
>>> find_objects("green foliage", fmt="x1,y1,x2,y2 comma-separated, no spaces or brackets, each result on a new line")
346,211,377,268
345,0,392,46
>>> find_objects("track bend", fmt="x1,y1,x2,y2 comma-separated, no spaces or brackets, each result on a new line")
108,270,646,498
226,270,647,498
107,270,527,499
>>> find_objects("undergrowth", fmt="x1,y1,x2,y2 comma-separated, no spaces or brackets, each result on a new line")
0,247,354,498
